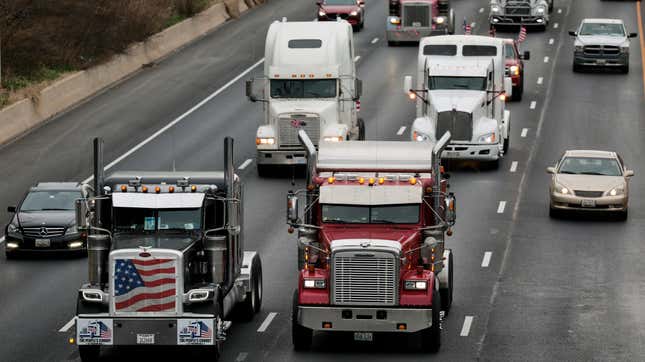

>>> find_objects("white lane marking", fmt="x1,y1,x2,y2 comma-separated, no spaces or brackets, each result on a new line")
460,316,474,336
479,7,484,13
471,22,477,28
0,236,4,244
236,352,249,362
371,37,379,44
521,128,528,138
397,126,407,136
497,201,506,214
59,317,77,333
537,77,544,85
544,56,550,63
553,23,559,29
530,101,537,110
558,8,562,14
238,158,253,170
549,38,554,45
81,57,266,185
481,252,493,268
257,312,277,332
510,161,518,173
354,55,361,62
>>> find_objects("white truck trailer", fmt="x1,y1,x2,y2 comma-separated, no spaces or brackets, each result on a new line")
246,19,364,176
405,35,513,168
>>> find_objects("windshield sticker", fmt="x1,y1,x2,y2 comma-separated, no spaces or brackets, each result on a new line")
184,223,194,230
144,217,155,231
77,319,113,345
178,319,214,345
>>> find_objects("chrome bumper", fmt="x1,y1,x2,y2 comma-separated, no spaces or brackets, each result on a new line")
550,194,627,212
574,52,628,67
490,16,547,26
256,149,308,166
442,143,502,161
296,306,433,333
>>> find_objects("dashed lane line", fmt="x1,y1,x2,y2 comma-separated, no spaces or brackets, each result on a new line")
521,128,528,138
479,7,484,13
510,161,518,173
537,77,543,85
497,201,506,214
59,317,76,333
0,236,4,244
238,159,253,170
481,252,493,268
530,101,537,110
549,38,554,45
553,23,559,29
397,126,407,136
544,56,550,63
236,352,249,362
460,316,474,336
354,55,361,62
257,312,277,333
371,37,379,44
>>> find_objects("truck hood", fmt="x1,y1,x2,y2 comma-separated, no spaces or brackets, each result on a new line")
112,233,200,251
428,90,486,113
16,211,75,227
321,228,420,250
575,35,628,47
554,174,625,192
269,99,340,134
320,5,359,13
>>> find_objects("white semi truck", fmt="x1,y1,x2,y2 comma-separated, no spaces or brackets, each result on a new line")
405,35,513,168
246,18,364,176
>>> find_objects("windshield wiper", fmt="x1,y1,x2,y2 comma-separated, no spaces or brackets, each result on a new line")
579,172,607,176
559,171,579,174
40,208,71,211
370,219,398,224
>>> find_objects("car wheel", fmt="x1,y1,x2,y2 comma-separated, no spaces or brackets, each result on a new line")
5,251,15,260
549,205,560,218
573,62,582,73
618,209,628,221
621,63,629,74
292,290,313,350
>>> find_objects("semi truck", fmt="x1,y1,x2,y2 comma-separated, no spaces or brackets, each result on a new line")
246,18,364,176
387,0,455,46
73,138,262,361
287,130,456,352
405,35,513,168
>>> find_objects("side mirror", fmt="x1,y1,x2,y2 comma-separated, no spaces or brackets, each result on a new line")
629,32,638,38
444,193,456,226
245,80,256,102
521,51,530,60
503,77,513,99
358,0,365,6
443,173,451,180
316,1,322,6
624,169,634,177
403,75,413,95
568,31,577,36
354,79,363,100
7,206,16,213
546,166,556,174
75,199,89,230
287,192,299,224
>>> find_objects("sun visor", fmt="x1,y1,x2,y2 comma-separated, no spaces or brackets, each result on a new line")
319,185,423,205
112,193,205,209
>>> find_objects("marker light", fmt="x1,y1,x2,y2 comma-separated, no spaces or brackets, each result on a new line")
121,185,127,192
155,186,161,193
328,177,335,184
323,136,344,142
390,17,401,25
191,185,197,192
358,177,365,184
69,338,75,345
408,92,417,100
510,65,520,76
142,186,148,193
378,177,385,185
350,10,358,16
168,186,175,193
368,177,375,185
500,93,507,102
409,177,417,185
256,137,275,145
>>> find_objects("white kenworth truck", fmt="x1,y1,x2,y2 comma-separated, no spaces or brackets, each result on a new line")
405,35,513,168
73,138,262,361
246,18,364,176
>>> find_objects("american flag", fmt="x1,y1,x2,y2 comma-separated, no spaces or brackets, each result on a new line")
356,100,361,111
518,26,527,43
114,258,176,312
463,18,472,35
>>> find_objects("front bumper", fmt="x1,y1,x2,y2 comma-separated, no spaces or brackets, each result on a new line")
319,15,360,25
550,193,627,212
296,305,433,333
5,234,86,253
386,27,449,42
573,52,628,67
256,148,308,166
490,16,546,26
442,143,502,161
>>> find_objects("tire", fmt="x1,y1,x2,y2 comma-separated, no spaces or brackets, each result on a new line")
512,76,523,101
419,288,441,353
618,209,628,221
78,345,100,362
549,205,560,218
5,251,15,260
257,164,270,177
357,118,366,140
292,290,313,350
621,63,629,74
387,41,399,47
487,158,500,170
439,251,453,315
573,62,582,73
503,137,510,155
239,256,263,320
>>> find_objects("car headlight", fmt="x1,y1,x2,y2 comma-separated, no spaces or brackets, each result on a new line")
554,183,570,195
535,6,546,15
434,16,446,24
608,187,625,196
303,279,326,289
65,225,79,235
478,133,496,144
412,131,430,142
350,10,358,16
510,65,520,76
490,5,501,13
404,280,428,290
318,10,326,17
389,17,401,25
323,136,344,142
575,45,584,52
7,224,20,234
256,137,275,145
620,45,629,53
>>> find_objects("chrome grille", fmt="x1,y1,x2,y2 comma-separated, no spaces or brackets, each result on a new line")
437,0,450,15
278,116,320,148
22,226,66,238
437,111,473,142
505,5,530,16
403,4,430,27
583,45,620,56
332,252,398,306
574,190,604,198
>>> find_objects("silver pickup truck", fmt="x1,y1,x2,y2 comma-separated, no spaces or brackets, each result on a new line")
569,18,638,73
489,0,551,31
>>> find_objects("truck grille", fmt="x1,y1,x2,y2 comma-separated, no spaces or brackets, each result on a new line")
22,226,66,238
278,116,320,148
403,4,430,27
332,252,398,306
437,110,473,142
583,45,621,56
437,0,450,15
574,190,604,198
505,5,531,16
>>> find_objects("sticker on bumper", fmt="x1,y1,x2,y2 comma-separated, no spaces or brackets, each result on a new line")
177,319,214,345
77,319,113,345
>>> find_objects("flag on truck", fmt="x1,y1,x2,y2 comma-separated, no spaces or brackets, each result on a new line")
518,25,527,43
463,18,472,35
114,257,177,312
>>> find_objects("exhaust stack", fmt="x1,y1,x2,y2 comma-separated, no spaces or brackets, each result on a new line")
298,130,317,224
89,137,109,286
432,132,451,217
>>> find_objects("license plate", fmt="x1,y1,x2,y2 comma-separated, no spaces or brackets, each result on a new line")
581,199,596,208
354,332,373,342
444,151,459,158
596,59,606,65
412,21,421,27
137,334,155,344
295,158,307,165
35,239,50,248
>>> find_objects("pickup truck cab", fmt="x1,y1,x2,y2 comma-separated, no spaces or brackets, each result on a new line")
503,38,530,101
570,18,637,73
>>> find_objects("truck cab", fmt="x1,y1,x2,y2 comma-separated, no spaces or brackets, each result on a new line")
246,19,364,176
489,0,550,31
406,35,513,168
387,0,455,46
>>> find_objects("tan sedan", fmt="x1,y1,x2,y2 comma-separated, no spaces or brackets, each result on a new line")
547,150,634,219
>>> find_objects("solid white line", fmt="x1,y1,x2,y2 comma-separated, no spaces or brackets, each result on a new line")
481,252,493,268
479,7,484,13
460,316,474,336
238,158,253,170
549,38,554,45
371,37,379,44
521,128,528,138
354,55,361,62
537,77,544,85
530,101,537,110
236,352,249,362
0,236,4,244
397,126,406,136
497,201,506,214
59,317,77,333
81,57,266,185
510,161,518,173
544,56,550,63
553,23,559,29
257,312,277,332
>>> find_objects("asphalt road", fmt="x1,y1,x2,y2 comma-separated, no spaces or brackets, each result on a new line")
0,0,644,361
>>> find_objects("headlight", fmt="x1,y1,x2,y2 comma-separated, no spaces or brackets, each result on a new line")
478,133,496,143
491,5,501,13
256,137,275,145
303,279,326,289
350,10,358,16
323,136,344,142
535,6,546,14
412,131,430,142
65,225,78,235
510,65,519,76
608,188,625,196
390,17,401,25
620,45,629,53
318,10,326,17
7,224,20,234
404,280,428,290
434,16,445,24
554,183,569,195
575,45,584,52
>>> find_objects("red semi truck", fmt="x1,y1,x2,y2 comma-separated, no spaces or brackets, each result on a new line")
287,130,456,352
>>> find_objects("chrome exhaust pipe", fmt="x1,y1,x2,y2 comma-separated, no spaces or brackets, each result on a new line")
432,132,451,216
90,137,109,286
298,130,317,224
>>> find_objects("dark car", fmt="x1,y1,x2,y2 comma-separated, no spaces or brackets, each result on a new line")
317,0,365,31
5,182,86,258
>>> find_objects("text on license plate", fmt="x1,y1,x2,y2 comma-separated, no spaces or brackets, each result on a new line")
35,239,50,248
137,334,155,344
581,199,596,208
354,332,373,342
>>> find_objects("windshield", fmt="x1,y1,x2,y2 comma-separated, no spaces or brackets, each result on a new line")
20,191,79,211
323,0,357,5
558,157,622,176
579,23,625,36
505,43,516,59
270,79,337,98
113,207,202,233
428,76,487,91
322,204,420,224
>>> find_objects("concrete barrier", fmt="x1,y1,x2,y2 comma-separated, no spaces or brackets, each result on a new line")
0,1,263,146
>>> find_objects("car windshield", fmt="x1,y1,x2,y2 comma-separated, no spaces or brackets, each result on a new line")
322,204,420,224
558,157,622,176
324,0,357,5
428,76,487,91
270,79,337,98
113,207,202,233
505,44,516,59
20,191,79,211
579,23,625,36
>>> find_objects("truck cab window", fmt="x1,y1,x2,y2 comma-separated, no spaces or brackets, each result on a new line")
322,204,420,224
428,76,487,91
114,207,202,232
270,80,337,98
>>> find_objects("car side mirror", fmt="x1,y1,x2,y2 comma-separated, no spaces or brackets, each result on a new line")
403,75,413,95
358,0,365,6
546,166,556,174
316,1,322,6
521,51,531,60
568,31,577,36
7,206,16,213
629,32,638,38
287,192,299,224
624,169,634,177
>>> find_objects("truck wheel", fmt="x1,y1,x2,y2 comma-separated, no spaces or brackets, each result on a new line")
357,118,366,140
388,41,399,47
239,256,263,320
512,77,523,101
486,158,500,170
292,290,313,350
420,288,441,353
78,346,100,361
257,164,270,177
503,137,510,155
439,251,453,314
